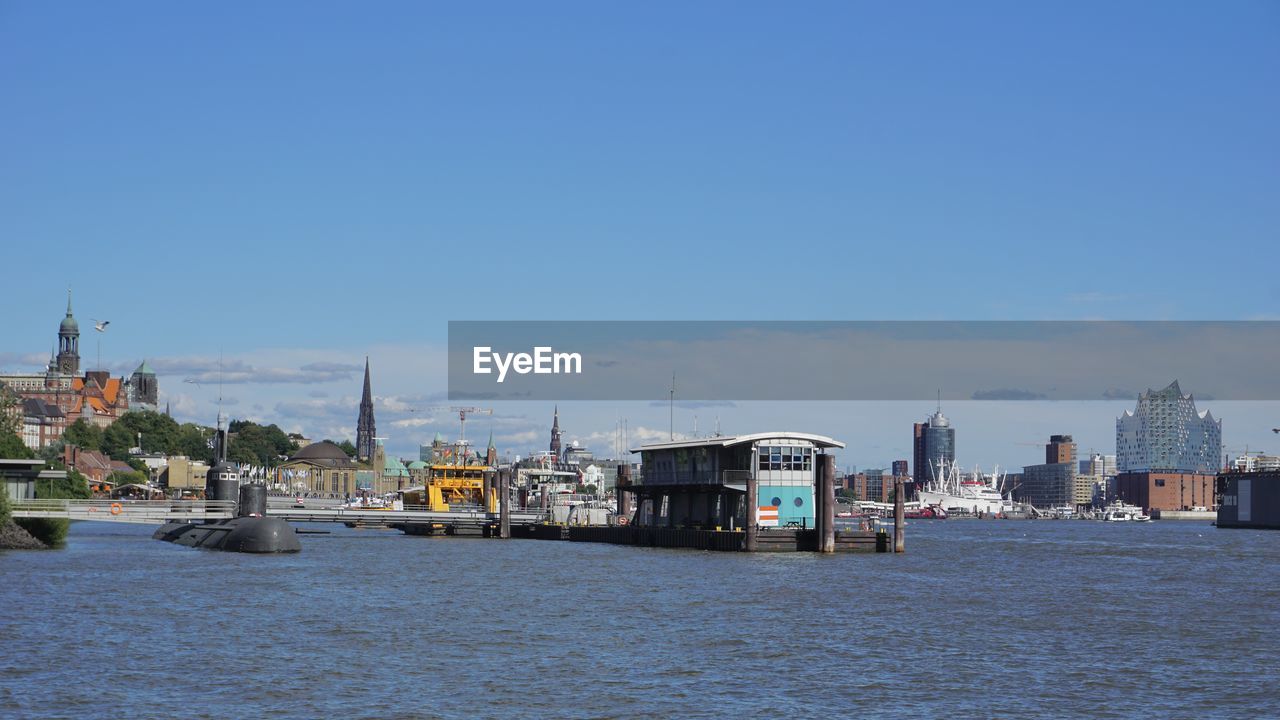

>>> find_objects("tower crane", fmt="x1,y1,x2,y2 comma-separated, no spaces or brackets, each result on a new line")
450,406,492,446
407,405,493,446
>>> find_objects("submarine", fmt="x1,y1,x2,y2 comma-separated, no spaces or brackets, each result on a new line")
153,425,301,553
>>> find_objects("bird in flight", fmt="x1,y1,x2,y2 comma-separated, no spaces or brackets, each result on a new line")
92,319,110,332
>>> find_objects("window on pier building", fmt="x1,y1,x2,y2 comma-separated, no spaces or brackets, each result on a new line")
759,446,813,472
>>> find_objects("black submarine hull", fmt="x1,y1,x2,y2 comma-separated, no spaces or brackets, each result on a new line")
153,516,301,553
159,431,301,553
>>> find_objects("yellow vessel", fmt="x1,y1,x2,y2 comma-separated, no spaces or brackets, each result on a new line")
403,463,496,512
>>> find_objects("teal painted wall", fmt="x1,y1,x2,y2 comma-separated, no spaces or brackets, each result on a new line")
758,485,815,528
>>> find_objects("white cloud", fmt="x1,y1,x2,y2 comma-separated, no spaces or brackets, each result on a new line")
496,430,541,445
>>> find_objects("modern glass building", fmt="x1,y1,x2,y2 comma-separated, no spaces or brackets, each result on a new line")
913,409,955,490
1116,381,1221,473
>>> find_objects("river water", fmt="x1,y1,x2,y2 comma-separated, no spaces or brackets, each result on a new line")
1,519,1276,719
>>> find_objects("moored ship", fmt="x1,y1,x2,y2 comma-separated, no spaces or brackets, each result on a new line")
916,459,1014,517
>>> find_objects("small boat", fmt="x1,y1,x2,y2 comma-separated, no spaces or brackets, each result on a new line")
904,505,948,520
1100,501,1150,522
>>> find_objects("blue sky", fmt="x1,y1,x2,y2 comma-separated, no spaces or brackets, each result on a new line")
1,2,1277,465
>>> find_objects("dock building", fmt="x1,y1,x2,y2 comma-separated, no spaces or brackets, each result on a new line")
629,432,844,530
1217,470,1280,529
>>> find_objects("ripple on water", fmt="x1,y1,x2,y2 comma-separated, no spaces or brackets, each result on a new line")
1,520,1278,718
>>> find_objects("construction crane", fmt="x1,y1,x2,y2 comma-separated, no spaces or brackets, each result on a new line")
407,405,493,446
450,406,492,446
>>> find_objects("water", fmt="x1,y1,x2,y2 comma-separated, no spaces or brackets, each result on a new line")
2,520,1277,719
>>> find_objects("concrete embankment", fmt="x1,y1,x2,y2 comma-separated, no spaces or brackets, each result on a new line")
1152,509,1217,521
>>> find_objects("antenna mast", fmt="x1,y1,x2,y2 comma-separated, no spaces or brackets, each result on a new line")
669,372,675,440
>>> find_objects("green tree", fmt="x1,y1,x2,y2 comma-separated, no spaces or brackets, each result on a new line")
108,469,148,487
114,410,181,454
103,421,136,460
228,421,294,466
16,468,90,547
35,468,92,500
335,439,357,458
38,439,66,464
0,386,34,458
174,423,214,463
62,419,104,451
0,431,33,459
0,383,20,434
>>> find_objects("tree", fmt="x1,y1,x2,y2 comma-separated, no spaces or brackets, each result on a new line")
0,484,10,525
0,386,34,459
108,469,148,487
0,431,33,459
336,439,357,458
228,420,294,466
62,419,104,452
174,423,214,463
38,439,66,464
17,468,90,547
102,421,136,460
114,410,180,454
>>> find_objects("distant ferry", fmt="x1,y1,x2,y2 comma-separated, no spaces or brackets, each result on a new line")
1099,501,1150,522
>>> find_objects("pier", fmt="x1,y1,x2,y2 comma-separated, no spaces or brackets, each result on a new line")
10,425,896,553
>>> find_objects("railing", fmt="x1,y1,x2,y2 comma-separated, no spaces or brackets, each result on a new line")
8,499,238,524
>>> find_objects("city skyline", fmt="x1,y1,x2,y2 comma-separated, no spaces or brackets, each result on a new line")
5,303,1277,472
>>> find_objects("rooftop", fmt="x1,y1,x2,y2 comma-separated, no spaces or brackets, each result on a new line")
632,431,845,454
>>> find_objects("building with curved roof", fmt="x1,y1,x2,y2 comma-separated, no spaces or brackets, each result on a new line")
278,441,359,497
631,431,844,530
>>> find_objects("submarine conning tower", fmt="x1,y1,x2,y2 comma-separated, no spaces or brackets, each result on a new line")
204,425,269,517
205,426,241,506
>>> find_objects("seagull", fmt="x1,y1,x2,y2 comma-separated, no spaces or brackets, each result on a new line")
92,319,110,332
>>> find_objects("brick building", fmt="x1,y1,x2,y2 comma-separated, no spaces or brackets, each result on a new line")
1115,471,1217,512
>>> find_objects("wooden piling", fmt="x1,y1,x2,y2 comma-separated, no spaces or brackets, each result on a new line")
820,452,835,553
499,468,511,539
616,463,632,520
893,474,905,553
745,474,758,552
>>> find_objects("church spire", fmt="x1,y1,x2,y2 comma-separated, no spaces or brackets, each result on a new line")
56,288,80,375
356,357,376,462
549,405,562,458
